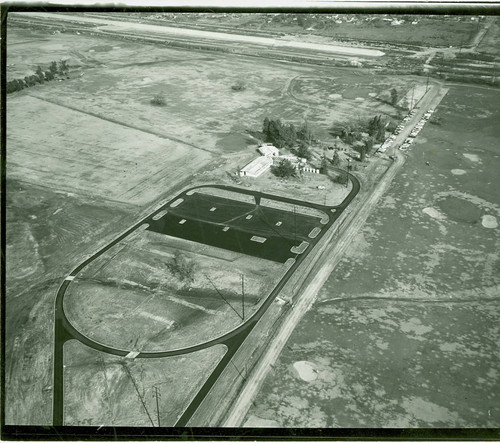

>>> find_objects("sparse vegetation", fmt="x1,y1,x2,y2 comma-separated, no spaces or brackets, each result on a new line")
231,79,246,91
150,94,166,106
167,251,197,283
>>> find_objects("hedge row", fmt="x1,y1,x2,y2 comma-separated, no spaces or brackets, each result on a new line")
6,60,69,94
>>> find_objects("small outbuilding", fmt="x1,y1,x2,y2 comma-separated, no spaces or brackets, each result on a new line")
258,144,280,157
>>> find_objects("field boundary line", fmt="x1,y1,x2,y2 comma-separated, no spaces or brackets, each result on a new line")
26,94,216,154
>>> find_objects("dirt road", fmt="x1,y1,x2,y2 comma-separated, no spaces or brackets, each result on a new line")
222,83,450,427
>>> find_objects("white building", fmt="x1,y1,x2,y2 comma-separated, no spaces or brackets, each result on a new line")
258,144,280,157
239,156,273,178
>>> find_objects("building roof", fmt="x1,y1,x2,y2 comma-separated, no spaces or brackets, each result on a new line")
241,156,273,176
258,145,280,157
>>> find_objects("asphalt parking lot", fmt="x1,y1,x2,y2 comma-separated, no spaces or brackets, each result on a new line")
146,192,324,263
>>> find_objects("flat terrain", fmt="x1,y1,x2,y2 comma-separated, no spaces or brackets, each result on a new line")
244,85,500,427
63,340,227,426
6,14,491,429
92,12,481,49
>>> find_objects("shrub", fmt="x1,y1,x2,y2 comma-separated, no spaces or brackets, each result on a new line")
151,94,166,106
231,80,246,91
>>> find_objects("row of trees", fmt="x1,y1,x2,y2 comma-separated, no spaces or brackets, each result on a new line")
6,60,70,94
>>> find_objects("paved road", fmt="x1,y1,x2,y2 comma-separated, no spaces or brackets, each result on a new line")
222,82,450,427
52,179,360,426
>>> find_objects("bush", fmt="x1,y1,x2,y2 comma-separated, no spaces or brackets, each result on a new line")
167,251,196,283
151,94,166,106
231,80,246,91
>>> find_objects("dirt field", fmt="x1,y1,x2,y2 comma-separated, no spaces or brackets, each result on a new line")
63,340,226,426
3,19,433,427
63,228,286,352
244,85,500,427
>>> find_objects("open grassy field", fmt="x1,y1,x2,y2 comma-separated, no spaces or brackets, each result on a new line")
64,226,286,352
63,340,227,426
244,84,500,427
4,18,428,427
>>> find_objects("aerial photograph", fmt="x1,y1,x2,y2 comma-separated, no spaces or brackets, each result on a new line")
3,7,499,435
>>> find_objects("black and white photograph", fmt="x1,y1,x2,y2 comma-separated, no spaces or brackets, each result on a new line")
2,3,500,438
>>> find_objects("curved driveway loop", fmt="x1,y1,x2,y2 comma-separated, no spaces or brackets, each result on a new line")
53,178,360,426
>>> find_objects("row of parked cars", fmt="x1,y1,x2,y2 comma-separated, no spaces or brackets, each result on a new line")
399,109,433,151
377,108,434,154
376,109,419,154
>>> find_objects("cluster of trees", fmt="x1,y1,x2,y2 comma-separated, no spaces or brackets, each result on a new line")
367,115,387,143
262,118,314,159
331,114,388,162
272,158,297,178
6,60,69,94
167,251,197,283
262,118,313,148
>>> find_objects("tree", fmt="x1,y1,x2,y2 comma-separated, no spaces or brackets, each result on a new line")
330,150,341,166
320,155,329,173
364,137,375,154
167,251,196,283
262,117,270,138
333,171,348,185
58,59,69,74
49,61,58,75
272,159,297,178
44,70,54,81
297,121,313,144
295,143,312,160
391,88,398,106
35,66,45,82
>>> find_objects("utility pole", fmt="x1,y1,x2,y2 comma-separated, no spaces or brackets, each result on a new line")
241,274,245,320
425,71,430,93
411,84,415,110
294,204,296,243
230,360,246,381
153,386,161,427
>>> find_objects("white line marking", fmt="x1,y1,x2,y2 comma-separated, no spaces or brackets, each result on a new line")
125,351,140,359
179,219,186,224
139,311,175,327
167,295,219,315
210,207,217,211
251,235,266,243
65,276,75,281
